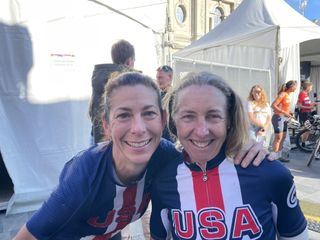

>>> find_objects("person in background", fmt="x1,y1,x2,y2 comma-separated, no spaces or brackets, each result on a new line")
150,72,308,239
297,81,319,160
89,39,135,144
156,65,173,97
247,85,271,148
298,81,317,125
14,72,270,240
156,65,174,142
271,80,298,162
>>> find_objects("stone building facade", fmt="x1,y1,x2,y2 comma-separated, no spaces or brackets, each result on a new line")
163,0,242,64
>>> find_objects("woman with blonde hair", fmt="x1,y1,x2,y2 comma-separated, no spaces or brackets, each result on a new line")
247,85,271,147
150,72,307,239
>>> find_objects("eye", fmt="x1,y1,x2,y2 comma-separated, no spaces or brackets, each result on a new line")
181,114,195,122
143,111,158,119
207,114,224,124
116,112,131,121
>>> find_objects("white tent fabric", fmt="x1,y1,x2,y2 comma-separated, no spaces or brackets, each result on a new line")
173,0,320,103
0,0,165,214
92,0,167,33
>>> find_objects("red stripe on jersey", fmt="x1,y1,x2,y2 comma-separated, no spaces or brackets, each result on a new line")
137,193,151,214
93,185,138,240
192,167,224,211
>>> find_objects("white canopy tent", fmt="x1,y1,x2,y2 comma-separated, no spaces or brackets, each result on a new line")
173,0,320,103
0,0,166,214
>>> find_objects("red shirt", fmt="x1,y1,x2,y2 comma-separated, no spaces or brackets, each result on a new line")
298,90,312,113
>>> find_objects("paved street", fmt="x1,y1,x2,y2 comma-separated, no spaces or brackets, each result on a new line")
284,148,320,239
1,148,319,239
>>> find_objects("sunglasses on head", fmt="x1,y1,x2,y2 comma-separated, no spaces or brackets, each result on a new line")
157,65,173,72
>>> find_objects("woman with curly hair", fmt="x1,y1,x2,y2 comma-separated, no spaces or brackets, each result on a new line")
247,85,271,147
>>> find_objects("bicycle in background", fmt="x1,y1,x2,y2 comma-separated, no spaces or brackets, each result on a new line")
295,115,320,165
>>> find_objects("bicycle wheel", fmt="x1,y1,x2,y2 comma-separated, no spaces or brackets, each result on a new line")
307,138,320,166
295,129,319,152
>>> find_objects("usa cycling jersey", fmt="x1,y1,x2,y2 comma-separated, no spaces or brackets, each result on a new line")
26,139,179,240
150,147,307,239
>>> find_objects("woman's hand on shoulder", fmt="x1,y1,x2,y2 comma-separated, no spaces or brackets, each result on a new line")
234,139,276,168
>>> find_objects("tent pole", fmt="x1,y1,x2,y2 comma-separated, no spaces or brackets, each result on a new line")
275,25,281,94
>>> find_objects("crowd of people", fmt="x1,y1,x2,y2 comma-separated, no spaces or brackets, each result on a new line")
246,80,319,163
14,39,312,239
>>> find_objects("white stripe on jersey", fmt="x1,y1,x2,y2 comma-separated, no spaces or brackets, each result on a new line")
84,174,147,239
219,158,248,239
110,174,147,232
176,163,198,234
175,158,248,239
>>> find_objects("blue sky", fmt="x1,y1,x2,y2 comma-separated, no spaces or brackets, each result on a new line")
285,0,320,20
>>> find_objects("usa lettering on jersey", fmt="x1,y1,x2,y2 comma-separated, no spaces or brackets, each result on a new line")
171,204,262,239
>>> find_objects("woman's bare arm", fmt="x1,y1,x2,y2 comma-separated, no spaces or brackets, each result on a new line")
14,224,37,240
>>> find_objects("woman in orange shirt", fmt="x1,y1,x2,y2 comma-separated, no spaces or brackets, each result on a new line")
271,80,297,162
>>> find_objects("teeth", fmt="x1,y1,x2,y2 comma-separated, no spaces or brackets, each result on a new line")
127,140,150,148
192,140,211,148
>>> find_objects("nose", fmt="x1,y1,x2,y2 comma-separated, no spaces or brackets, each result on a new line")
131,115,146,134
194,118,209,137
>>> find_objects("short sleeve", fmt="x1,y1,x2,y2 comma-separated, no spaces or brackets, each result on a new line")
270,164,307,238
247,101,254,113
150,182,171,239
273,92,286,107
26,149,98,238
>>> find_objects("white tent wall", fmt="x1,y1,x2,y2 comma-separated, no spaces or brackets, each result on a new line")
0,0,164,214
279,44,302,105
173,57,272,103
173,0,320,103
174,43,277,101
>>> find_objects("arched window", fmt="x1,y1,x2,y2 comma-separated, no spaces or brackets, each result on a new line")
175,4,186,24
209,7,224,30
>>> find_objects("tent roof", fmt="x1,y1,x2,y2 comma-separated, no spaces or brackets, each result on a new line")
175,0,320,58
92,0,167,33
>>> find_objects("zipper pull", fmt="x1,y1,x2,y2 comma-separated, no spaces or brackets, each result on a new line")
196,162,208,182
202,172,208,182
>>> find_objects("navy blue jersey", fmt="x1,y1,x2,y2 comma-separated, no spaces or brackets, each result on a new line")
150,148,307,239
27,139,179,240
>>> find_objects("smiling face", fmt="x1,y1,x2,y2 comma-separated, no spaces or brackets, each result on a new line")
252,87,262,101
105,84,165,168
174,85,228,163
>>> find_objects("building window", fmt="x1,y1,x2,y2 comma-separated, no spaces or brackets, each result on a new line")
176,4,186,24
209,7,224,30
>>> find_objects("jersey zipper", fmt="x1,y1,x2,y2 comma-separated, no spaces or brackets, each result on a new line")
196,161,208,182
